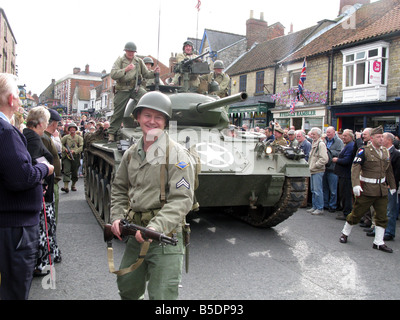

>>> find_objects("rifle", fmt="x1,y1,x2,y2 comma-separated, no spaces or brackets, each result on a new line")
65,144,74,161
104,219,178,246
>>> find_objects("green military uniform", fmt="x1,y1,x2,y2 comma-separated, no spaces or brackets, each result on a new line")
199,71,230,98
111,132,196,300
346,143,395,227
61,130,83,191
172,52,199,88
340,126,396,253
273,136,288,146
109,55,155,138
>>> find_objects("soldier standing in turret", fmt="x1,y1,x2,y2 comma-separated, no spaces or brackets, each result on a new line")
199,60,230,98
171,40,199,89
108,42,160,143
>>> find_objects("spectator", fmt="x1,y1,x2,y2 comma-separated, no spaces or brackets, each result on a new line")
296,130,311,162
23,106,62,275
307,127,329,215
0,73,54,299
263,127,275,143
323,126,344,212
287,130,298,147
333,129,355,220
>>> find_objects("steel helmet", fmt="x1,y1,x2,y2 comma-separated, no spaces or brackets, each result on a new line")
182,40,194,51
124,42,137,52
133,91,172,120
143,57,154,66
214,60,225,69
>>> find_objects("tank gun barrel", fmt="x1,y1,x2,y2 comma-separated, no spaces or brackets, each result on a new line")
195,92,248,113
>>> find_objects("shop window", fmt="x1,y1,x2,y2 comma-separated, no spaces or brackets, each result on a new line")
342,41,389,88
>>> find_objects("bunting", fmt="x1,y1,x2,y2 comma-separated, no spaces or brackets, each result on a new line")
195,0,201,11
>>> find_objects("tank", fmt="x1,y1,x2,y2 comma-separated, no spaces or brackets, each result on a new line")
84,80,310,229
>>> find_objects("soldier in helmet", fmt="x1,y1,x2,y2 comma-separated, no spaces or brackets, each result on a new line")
141,57,164,90
171,40,200,89
199,60,230,98
60,123,83,193
108,42,160,143
110,91,196,300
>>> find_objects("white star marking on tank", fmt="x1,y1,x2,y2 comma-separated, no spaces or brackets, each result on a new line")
196,143,234,168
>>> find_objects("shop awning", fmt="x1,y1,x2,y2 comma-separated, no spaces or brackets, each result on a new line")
329,100,400,117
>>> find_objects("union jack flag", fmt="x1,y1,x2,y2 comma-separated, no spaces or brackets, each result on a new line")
290,96,298,114
298,58,307,96
195,0,201,11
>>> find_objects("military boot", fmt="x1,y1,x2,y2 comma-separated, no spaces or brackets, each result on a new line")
372,226,393,253
61,182,69,193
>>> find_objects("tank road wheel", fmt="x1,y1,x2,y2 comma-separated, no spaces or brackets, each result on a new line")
233,177,308,228
103,183,112,224
98,178,109,219
93,174,102,210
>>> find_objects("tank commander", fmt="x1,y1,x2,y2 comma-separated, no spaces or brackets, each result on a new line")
339,126,396,253
199,60,230,98
110,91,196,299
108,42,160,143
170,40,200,89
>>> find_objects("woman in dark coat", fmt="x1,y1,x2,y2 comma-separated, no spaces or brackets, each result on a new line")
23,106,61,275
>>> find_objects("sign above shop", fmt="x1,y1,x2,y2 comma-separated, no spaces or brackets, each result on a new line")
279,110,317,117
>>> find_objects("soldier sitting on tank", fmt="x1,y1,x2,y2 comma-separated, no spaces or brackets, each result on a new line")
272,125,288,146
141,57,164,90
108,42,160,143
199,60,230,98
170,40,200,91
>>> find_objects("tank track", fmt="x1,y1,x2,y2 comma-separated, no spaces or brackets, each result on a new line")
227,177,308,228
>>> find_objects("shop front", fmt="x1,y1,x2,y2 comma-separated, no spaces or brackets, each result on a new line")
228,95,273,129
270,105,327,132
330,99,400,135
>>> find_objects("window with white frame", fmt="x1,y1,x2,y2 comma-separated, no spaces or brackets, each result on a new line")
342,41,389,88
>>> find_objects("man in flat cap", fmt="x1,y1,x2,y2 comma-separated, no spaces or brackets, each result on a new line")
272,125,288,146
339,126,396,253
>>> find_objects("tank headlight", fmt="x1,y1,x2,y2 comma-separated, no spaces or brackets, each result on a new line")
265,146,273,154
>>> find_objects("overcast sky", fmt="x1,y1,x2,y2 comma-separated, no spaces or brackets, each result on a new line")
2,0,365,95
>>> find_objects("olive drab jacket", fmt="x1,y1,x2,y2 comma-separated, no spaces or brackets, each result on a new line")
110,133,196,235
199,72,230,98
352,145,396,197
111,55,155,92
61,134,83,159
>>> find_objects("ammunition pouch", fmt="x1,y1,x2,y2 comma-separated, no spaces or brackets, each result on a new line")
126,208,160,227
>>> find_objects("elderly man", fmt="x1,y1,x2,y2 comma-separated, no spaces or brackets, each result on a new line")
381,132,400,240
333,129,355,220
296,130,311,161
273,126,288,146
340,126,396,253
307,127,329,215
287,130,298,147
323,126,344,212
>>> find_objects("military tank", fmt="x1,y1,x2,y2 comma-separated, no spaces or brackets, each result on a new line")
84,64,310,228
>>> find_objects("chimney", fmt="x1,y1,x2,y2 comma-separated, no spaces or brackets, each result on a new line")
73,67,81,74
85,64,89,74
246,10,268,49
339,0,370,15
289,23,293,34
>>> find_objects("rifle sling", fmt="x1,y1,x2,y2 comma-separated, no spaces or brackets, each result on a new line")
107,241,150,276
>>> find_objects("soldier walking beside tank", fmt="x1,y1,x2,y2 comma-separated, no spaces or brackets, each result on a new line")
108,42,160,143
339,126,396,253
110,91,195,300
61,123,83,193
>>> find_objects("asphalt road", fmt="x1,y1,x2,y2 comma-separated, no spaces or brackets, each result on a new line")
28,178,400,300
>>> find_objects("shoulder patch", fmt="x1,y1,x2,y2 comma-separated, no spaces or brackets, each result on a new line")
357,149,364,155
175,161,190,170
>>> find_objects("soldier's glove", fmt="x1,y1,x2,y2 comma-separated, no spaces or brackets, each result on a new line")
390,189,396,195
353,185,363,197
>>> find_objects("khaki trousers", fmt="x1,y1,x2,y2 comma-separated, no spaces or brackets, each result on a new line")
346,195,388,228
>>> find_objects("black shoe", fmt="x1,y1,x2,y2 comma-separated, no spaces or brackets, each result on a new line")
328,208,336,213
339,234,348,243
372,243,393,253
61,187,69,193
359,222,372,228
366,230,375,237
363,227,374,232
384,234,394,241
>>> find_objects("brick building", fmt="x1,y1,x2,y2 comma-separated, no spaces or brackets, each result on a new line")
0,8,17,75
